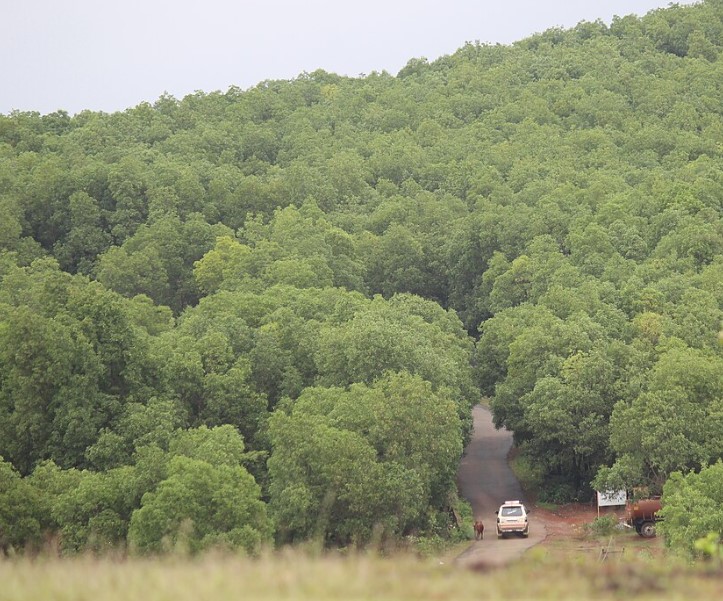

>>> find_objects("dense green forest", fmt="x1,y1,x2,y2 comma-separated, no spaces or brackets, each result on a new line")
0,1,721,556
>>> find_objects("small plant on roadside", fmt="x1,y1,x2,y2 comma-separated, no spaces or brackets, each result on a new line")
586,515,619,537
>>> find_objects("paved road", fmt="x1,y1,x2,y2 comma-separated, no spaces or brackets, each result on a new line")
455,405,546,567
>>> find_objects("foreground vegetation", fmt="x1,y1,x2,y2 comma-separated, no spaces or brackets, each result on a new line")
2,550,723,601
0,1,722,556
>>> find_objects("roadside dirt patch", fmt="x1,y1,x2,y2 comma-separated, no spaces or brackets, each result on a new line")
535,504,599,542
533,503,665,561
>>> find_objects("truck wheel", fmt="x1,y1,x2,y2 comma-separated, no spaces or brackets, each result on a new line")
640,522,656,538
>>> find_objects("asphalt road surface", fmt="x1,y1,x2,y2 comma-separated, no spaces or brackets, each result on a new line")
455,405,546,567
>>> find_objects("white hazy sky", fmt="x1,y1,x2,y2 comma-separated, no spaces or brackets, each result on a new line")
2,1,690,115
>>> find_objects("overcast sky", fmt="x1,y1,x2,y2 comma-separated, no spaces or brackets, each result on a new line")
2,1,690,115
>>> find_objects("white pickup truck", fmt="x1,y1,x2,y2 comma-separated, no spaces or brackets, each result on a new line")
495,500,530,538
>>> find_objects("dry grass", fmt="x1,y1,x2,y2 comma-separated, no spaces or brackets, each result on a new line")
1,548,723,601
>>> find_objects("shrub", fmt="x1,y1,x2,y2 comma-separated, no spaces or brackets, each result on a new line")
587,515,618,537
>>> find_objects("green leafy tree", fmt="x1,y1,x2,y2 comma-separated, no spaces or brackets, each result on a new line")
0,457,43,552
0,305,111,472
0,198,24,254
607,344,723,491
0,260,153,473
268,372,462,544
315,294,475,404
53,191,111,274
659,461,723,558
51,465,140,553
128,426,271,555
520,343,632,494
97,213,232,312
86,397,188,470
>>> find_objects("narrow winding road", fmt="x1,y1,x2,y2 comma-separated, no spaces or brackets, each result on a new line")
455,405,546,567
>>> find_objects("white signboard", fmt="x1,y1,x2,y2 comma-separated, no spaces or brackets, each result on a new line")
596,490,627,507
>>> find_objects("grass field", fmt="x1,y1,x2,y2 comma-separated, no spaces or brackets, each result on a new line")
2,548,722,601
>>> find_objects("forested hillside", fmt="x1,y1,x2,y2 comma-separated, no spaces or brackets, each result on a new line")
0,1,721,555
